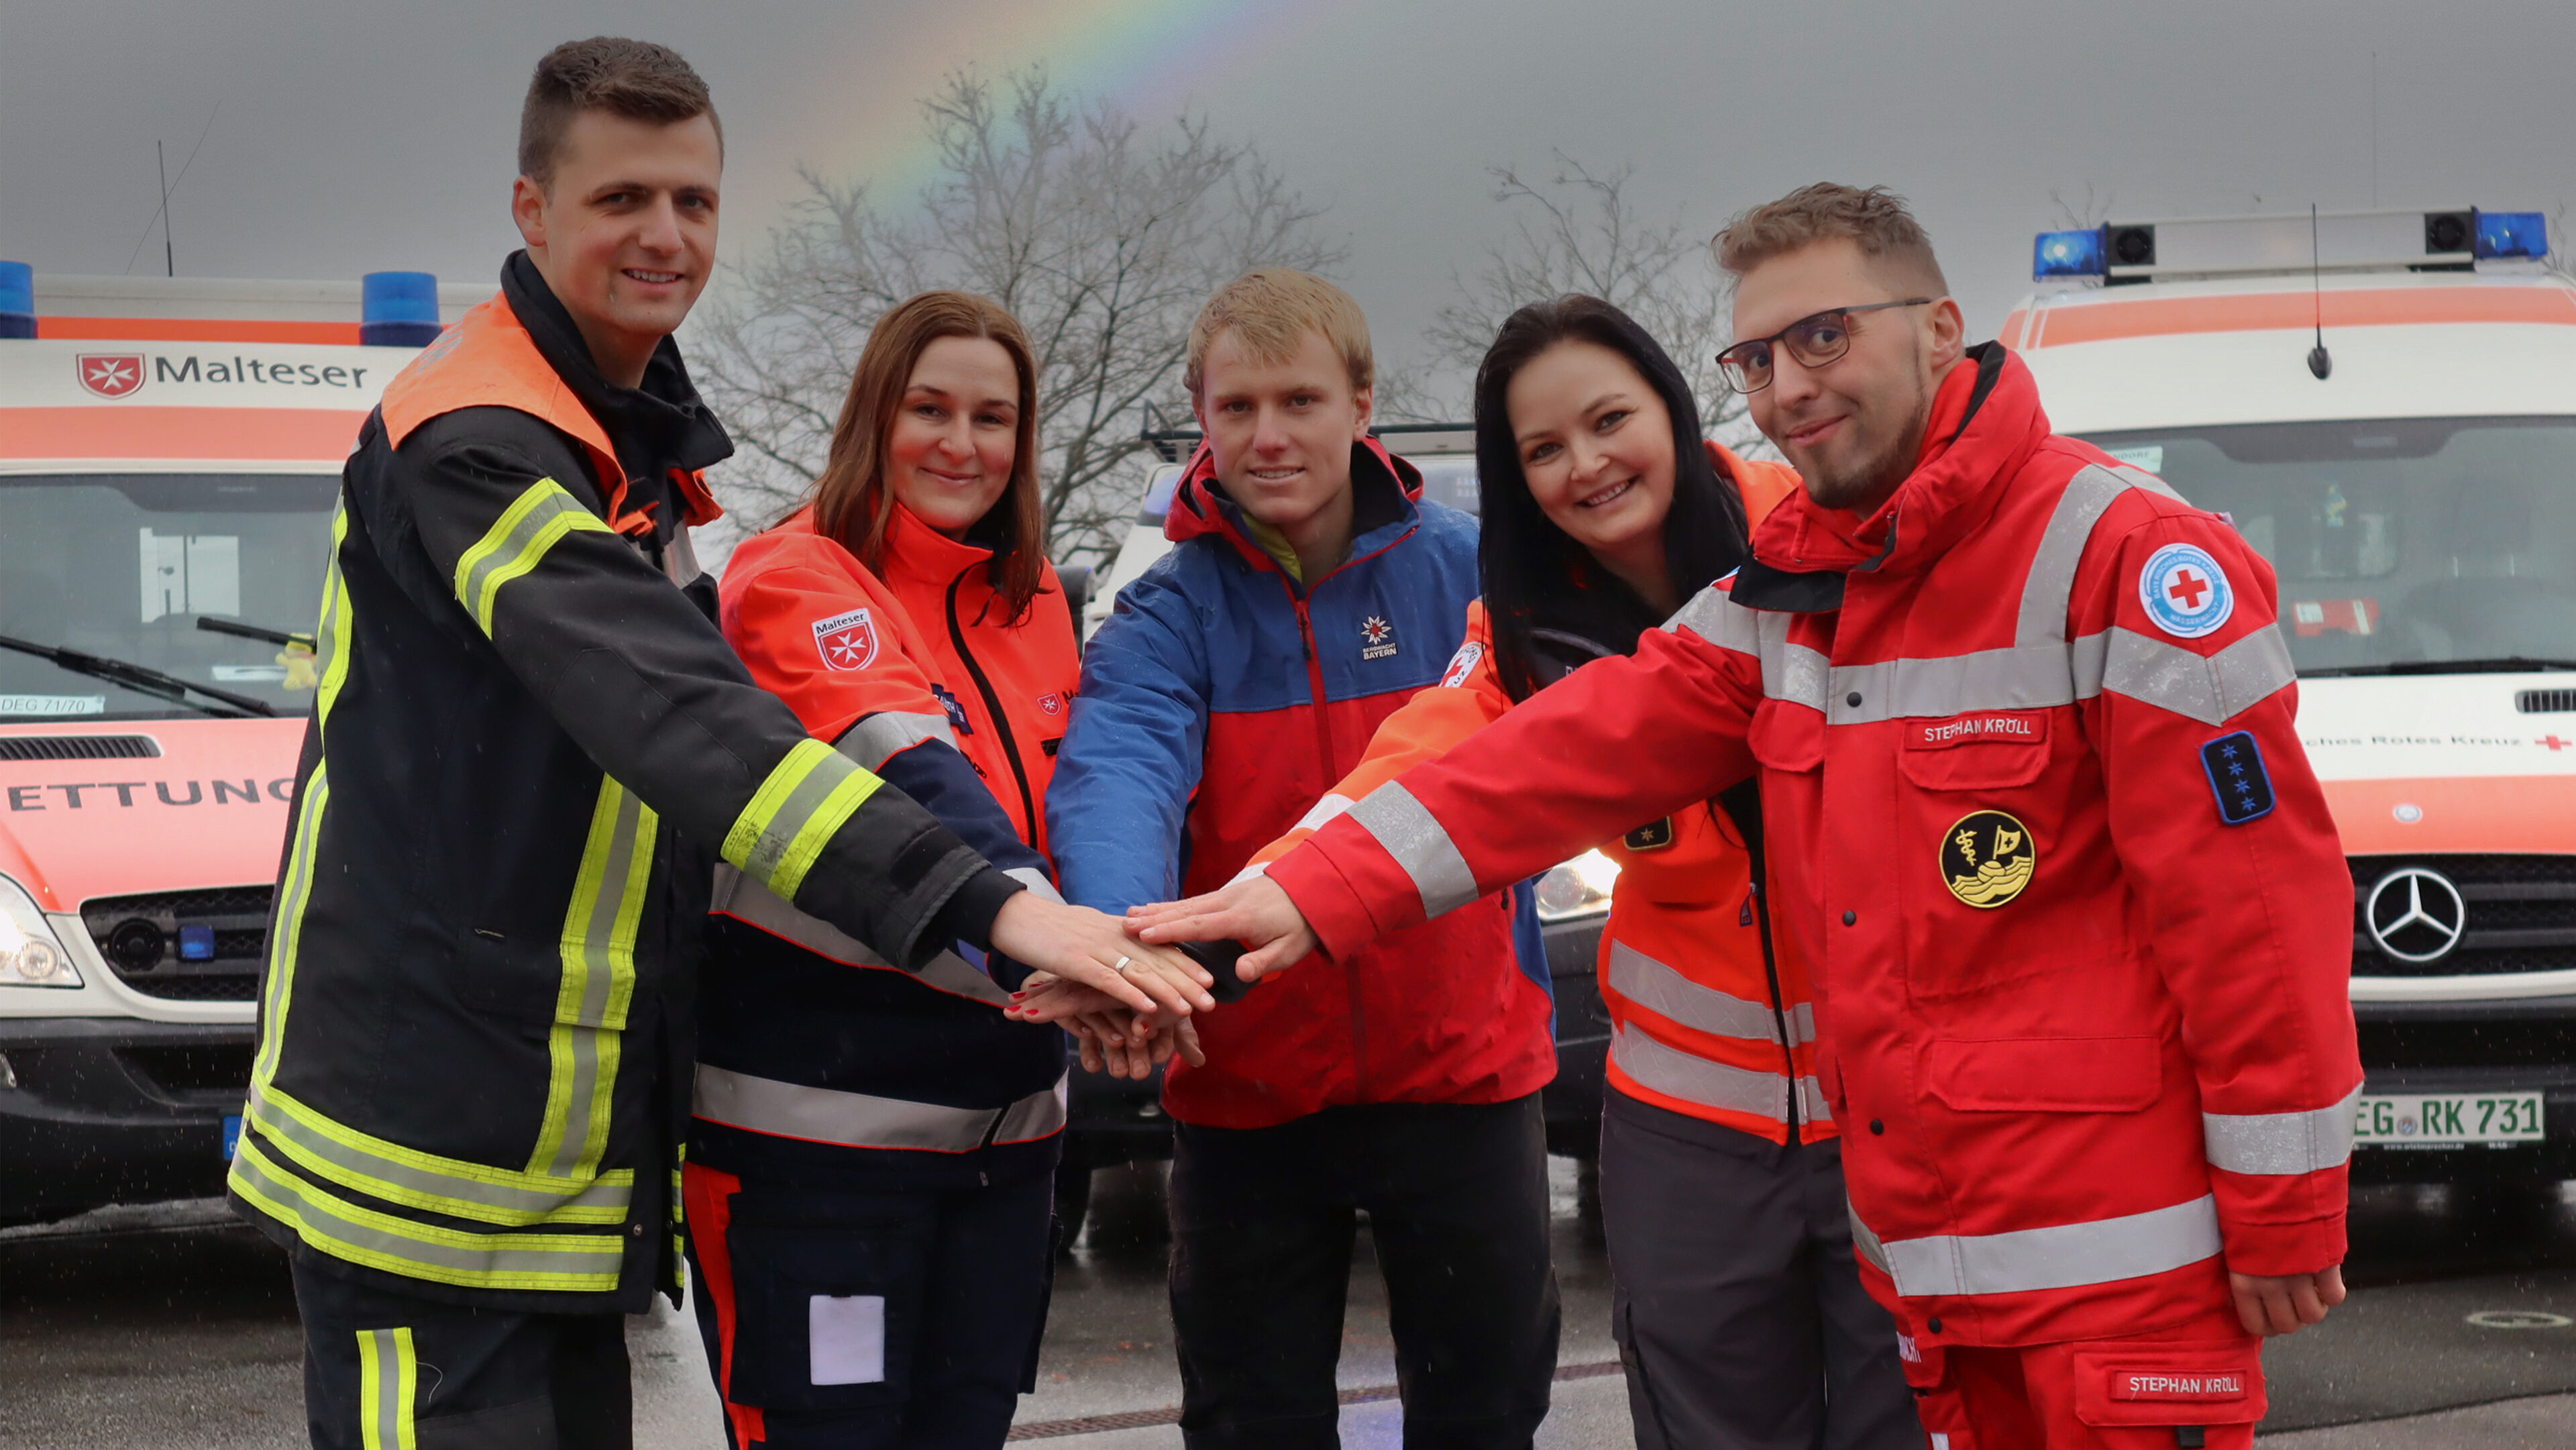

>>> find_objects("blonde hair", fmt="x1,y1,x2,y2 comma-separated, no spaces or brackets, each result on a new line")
1715,183,1949,295
1183,269,1374,399
809,291,1047,619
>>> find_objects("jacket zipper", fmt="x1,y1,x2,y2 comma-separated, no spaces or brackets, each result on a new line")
1283,578,1363,1098
945,572,1036,839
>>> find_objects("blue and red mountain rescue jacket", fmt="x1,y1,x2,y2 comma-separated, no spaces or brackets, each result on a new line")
1049,438,1552,1129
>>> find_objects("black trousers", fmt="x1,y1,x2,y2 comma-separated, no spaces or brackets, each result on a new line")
292,1257,632,1450
682,1153,1057,1450
1168,1094,1560,1450
1599,1088,1922,1450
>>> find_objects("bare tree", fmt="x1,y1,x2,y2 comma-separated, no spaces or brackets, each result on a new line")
1421,155,1763,455
691,69,1341,564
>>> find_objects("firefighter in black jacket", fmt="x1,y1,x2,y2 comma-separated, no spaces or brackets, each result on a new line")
225,40,1210,1450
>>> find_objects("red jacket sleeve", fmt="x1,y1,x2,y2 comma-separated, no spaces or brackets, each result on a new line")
2075,505,2363,1276
1270,582,1764,960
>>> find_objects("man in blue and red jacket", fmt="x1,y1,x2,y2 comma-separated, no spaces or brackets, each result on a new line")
1049,269,1560,1447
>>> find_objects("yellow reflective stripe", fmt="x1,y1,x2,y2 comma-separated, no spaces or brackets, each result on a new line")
357,1327,417,1450
252,767,331,1089
451,476,614,634
531,778,657,1180
314,503,357,726
229,1139,625,1292
245,1080,629,1227
722,738,885,900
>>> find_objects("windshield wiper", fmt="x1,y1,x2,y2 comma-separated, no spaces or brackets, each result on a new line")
0,632,277,718
2303,656,2576,678
197,615,315,651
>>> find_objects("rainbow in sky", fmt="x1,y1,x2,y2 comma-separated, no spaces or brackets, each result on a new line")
799,0,1356,203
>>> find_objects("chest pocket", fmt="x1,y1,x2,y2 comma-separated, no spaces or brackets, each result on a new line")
1748,699,1824,773
1899,710,2051,791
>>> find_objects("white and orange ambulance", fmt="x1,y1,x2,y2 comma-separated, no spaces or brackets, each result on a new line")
0,265,471,1225
2010,209,2576,1192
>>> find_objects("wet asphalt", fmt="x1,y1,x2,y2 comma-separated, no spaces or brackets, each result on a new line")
5,1161,2575,1447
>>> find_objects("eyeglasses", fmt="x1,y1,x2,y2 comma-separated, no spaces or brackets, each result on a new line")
1715,299,1935,395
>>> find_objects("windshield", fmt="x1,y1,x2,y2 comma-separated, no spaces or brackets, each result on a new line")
0,472,337,719
2076,418,2576,674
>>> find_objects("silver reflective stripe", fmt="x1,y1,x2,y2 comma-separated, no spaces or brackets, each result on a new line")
1797,1074,1833,1127
1849,1199,1892,1274
1295,792,1358,831
994,1078,1071,1145
1861,1194,2223,1298
1768,640,1833,712
662,524,704,588
1610,1022,1790,1121
1606,941,1800,1043
2204,1084,2363,1176
357,1327,414,1450
228,1139,626,1290
1346,782,1482,918
1662,584,1762,653
837,711,957,771
710,865,1012,1008
2098,625,2297,726
1003,866,1065,906
2015,465,2137,645
693,1065,1066,1151
245,1080,631,1227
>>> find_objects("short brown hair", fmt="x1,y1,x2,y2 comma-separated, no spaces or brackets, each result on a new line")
810,292,1049,620
1715,183,1948,295
1184,269,1373,399
519,38,722,188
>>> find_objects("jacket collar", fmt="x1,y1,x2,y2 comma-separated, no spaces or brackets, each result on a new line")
500,251,732,532
1165,435,1424,584
1735,343,2042,611
882,500,1003,592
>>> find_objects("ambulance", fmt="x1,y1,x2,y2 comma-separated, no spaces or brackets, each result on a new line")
2010,208,2576,1194
0,264,474,1225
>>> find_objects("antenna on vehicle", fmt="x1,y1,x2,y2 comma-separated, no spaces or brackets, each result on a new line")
157,141,174,278
2306,203,2332,380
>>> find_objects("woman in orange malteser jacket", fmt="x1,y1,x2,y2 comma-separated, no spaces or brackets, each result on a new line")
1240,297,1921,1450
684,293,1171,1450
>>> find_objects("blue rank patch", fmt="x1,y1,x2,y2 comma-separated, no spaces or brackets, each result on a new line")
2199,731,2275,825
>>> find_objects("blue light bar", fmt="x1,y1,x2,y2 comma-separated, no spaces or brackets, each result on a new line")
2033,228,2106,280
2475,211,2548,261
360,270,442,346
0,260,32,340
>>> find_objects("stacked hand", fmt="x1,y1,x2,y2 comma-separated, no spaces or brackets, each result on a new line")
989,891,1216,1078
1126,874,1318,980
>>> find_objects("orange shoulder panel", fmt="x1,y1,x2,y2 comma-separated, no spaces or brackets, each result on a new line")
718,518,948,746
1710,440,1802,529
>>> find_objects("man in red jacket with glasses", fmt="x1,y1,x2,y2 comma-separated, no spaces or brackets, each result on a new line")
1111,185,2362,1450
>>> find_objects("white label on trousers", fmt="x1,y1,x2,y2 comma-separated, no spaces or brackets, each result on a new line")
1930,1435,1951,1450
809,1294,887,1386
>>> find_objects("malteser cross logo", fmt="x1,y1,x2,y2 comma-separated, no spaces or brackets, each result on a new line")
77,354,146,399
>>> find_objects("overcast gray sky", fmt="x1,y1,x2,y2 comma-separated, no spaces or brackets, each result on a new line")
5,0,2571,398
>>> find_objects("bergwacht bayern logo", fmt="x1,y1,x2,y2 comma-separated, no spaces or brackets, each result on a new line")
2138,541,2235,639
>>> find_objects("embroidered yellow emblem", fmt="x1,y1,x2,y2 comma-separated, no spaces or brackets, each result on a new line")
1941,810,2035,909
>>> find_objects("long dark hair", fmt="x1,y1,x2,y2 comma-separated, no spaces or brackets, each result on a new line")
1475,295,1751,701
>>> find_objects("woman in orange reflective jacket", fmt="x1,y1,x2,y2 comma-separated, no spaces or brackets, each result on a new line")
685,292,1146,1449
1238,297,1920,1450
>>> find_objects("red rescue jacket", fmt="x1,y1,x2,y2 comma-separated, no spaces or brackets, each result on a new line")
1269,346,2363,1349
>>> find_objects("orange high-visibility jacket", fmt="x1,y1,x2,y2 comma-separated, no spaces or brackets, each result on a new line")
1244,444,1825,1145
1267,347,2363,1349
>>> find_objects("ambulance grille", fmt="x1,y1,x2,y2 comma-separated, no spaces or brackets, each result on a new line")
0,734,162,761
2348,855,2576,977
78,886,270,1001
2517,688,2576,714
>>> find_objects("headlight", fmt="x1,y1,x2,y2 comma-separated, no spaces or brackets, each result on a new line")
1535,849,1621,923
0,875,82,988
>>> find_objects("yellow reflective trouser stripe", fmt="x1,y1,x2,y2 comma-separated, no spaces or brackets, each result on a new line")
231,1138,625,1292
250,766,331,1089
722,737,885,901
451,476,614,634
311,503,357,724
245,1080,631,1226
357,1327,418,1450
532,778,657,1180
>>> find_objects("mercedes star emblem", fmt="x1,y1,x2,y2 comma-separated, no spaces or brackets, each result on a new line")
2365,867,2467,964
